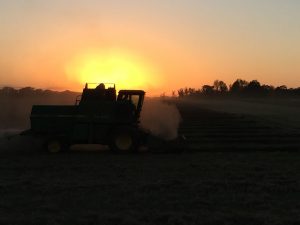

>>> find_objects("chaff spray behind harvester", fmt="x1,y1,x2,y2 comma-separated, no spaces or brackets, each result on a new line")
21,83,185,153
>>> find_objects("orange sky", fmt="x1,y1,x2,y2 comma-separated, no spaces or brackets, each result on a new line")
0,1,300,95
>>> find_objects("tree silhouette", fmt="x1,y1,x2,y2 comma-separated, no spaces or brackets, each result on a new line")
0,87,18,96
245,80,262,96
177,88,185,97
230,79,248,94
202,85,214,96
213,80,228,93
176,78,300,99
19,87,35,97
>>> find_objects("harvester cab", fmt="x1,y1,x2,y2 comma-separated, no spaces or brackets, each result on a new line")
117,90,145,119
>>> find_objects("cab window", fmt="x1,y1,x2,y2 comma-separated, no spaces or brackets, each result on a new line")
131,95,140,110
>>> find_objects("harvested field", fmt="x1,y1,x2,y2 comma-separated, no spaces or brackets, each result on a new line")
0,99,300,225
177,99,300,151
1,151,300,224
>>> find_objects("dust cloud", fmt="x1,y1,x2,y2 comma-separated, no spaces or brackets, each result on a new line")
140,99,181,140
0,93,77,129
0,129,22,139
0,92,76,153
0,130,42,153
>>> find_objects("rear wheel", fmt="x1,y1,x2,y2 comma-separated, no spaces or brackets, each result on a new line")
109,127,138,153
45,138,69,153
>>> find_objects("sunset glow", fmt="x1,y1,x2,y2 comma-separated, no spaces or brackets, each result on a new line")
0,1,300,94
65,49,162,92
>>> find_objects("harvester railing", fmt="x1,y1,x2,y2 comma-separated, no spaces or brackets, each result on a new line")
75,95,82,105
85,83,115,89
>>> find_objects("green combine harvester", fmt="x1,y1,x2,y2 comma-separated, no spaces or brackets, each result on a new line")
23,83,148,153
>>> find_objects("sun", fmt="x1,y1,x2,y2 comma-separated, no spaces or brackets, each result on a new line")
65,48,162,92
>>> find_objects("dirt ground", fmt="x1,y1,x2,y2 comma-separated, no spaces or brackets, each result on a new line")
1,99,300,225
0,148,299,225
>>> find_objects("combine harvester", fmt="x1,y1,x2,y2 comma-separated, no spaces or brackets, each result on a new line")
22,83,184,153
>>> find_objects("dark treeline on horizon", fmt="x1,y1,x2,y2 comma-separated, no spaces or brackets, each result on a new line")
1,79,300,99
0,86,79,98
177,79,300,98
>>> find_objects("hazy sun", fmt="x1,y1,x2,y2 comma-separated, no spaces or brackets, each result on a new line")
65,48,162,92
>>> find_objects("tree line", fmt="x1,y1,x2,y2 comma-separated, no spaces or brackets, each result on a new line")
177,79,300,98
1,81,300,99
0,86,78,98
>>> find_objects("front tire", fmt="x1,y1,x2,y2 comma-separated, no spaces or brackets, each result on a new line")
109,127,138,153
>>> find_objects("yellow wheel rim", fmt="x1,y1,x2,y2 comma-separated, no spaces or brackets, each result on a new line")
48,141,61,153
115,133,132,151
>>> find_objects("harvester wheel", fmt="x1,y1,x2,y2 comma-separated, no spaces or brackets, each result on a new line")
109,127,138,153
45,138,69,153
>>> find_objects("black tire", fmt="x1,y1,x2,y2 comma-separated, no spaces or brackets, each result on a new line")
44,137,69,153
109,127,139,153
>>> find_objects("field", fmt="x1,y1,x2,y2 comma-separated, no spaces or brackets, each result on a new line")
0,98,300,224
177,98,300,151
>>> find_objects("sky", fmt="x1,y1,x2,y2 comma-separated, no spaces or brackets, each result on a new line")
0,0,299,95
